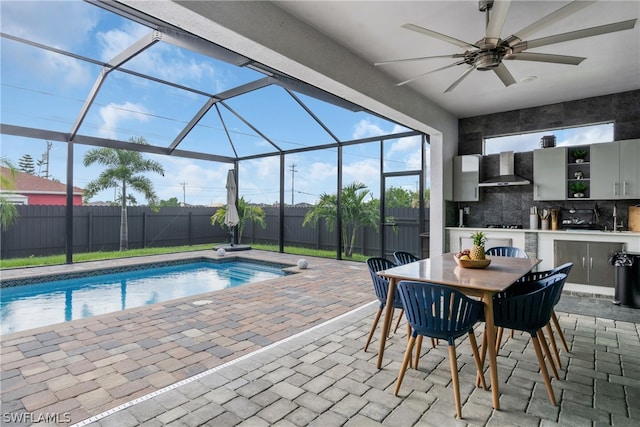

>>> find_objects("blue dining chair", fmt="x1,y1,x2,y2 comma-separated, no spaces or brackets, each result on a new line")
547,262,574,352
393,251,420,266
364,257,404,352
512,262,574,369
392,251,422,334
477,263,573,389
485,246,529,258
394,281,486,419
486,246,529,348
492,273,568,406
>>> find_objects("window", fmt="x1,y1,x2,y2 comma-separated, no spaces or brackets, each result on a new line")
484,123,614,155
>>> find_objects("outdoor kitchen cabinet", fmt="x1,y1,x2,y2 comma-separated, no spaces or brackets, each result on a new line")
554,240,624,287
590,139,640,199
453,154,481,202
533,147,567,201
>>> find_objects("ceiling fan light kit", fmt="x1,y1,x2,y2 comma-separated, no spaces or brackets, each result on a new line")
476,50,503,70
376,0,637,92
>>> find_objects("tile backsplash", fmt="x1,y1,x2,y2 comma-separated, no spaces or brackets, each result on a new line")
449,152,640,230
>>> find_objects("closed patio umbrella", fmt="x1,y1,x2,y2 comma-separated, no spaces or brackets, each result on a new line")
225,169,240,245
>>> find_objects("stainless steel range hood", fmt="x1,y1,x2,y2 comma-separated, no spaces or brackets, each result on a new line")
478,151,530,187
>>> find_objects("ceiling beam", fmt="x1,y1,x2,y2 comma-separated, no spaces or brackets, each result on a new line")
69,30,162,141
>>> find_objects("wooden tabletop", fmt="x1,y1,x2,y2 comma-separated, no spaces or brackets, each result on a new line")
379,252,541,294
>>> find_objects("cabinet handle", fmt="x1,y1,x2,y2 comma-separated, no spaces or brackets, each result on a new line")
474,187,477,198
535,185,539,198
613,182,618,196
623,181,627,196
582,257,586,269
590,257,593,269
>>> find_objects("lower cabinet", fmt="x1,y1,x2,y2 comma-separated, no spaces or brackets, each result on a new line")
554,240,624,287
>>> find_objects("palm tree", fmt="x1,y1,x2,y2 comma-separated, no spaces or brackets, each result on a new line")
303,181,380,257
210,196,266,244
0,158,19,231
83,137,164,251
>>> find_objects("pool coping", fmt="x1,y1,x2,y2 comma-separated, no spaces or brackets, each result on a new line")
0,255,295,288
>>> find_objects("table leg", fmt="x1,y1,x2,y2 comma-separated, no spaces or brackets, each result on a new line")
377,277,397,369
483,291,500,410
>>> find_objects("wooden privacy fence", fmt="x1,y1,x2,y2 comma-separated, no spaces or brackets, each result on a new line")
0,205,429,259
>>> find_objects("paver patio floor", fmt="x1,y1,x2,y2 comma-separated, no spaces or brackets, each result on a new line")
1,250,639,426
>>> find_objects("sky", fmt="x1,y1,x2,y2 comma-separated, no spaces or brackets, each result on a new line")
0,1,613,207
0,0,425,207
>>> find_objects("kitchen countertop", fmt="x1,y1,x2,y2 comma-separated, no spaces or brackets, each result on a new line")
446,227,639,236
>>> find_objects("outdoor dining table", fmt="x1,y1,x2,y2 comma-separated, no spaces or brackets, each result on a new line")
376,252,541,410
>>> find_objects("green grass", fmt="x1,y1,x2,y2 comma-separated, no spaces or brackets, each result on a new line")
0,243,367,269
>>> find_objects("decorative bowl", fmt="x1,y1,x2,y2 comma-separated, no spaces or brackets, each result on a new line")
454,256,491,269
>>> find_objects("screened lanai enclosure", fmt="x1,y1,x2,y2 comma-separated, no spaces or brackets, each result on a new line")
1,0,430,262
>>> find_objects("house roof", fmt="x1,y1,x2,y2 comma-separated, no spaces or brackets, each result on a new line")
0,167,83,195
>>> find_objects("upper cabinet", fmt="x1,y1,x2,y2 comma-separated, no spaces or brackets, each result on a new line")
533,147,566,201
453,155,481,202
534,140,639,201
591,139,640,199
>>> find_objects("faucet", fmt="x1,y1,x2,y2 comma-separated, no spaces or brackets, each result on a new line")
613,204,624,232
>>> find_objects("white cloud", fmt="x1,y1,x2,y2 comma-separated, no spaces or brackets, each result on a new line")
98,102,151,139
386,134,422,157
97,23,149,62
156,157,229,205
343,158,379,186
352,118,385,139
40,50,91,87
1,1,98,49
98,24,228,93
559,126,614,146
1,2,94,89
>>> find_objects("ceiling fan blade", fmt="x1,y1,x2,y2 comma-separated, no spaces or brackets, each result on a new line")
396,61,465,86
493,63,516,87
513,19,638,52
402,23,479,49
485,0,511,44
506,52,586,65
375,54,465,66
444,65,475,93
506,0,596,46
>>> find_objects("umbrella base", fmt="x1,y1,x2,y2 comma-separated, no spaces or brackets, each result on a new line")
213,244,252,252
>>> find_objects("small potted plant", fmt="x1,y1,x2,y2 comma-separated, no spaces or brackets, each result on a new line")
571,148,588,163
570,181,588,198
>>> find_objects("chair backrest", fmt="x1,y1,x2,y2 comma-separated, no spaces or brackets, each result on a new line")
549,262,573,305
550,262,574,276
366,257,403,308
493,273,567,336
514,262,573,301
397,281,484,345
393,251,420,266
485,246,529,258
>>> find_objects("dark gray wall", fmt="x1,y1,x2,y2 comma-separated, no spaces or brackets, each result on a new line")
451,90,640,229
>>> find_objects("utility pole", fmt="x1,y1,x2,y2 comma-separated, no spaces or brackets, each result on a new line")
289,163,298,206
180,182,187,206
37,141,53,179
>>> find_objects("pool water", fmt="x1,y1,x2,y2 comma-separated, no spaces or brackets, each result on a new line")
0,260,286,335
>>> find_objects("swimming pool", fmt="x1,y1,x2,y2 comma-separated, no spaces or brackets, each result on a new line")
0,259,289,335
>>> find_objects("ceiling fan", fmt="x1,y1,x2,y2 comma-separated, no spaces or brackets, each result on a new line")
375,0,637,92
